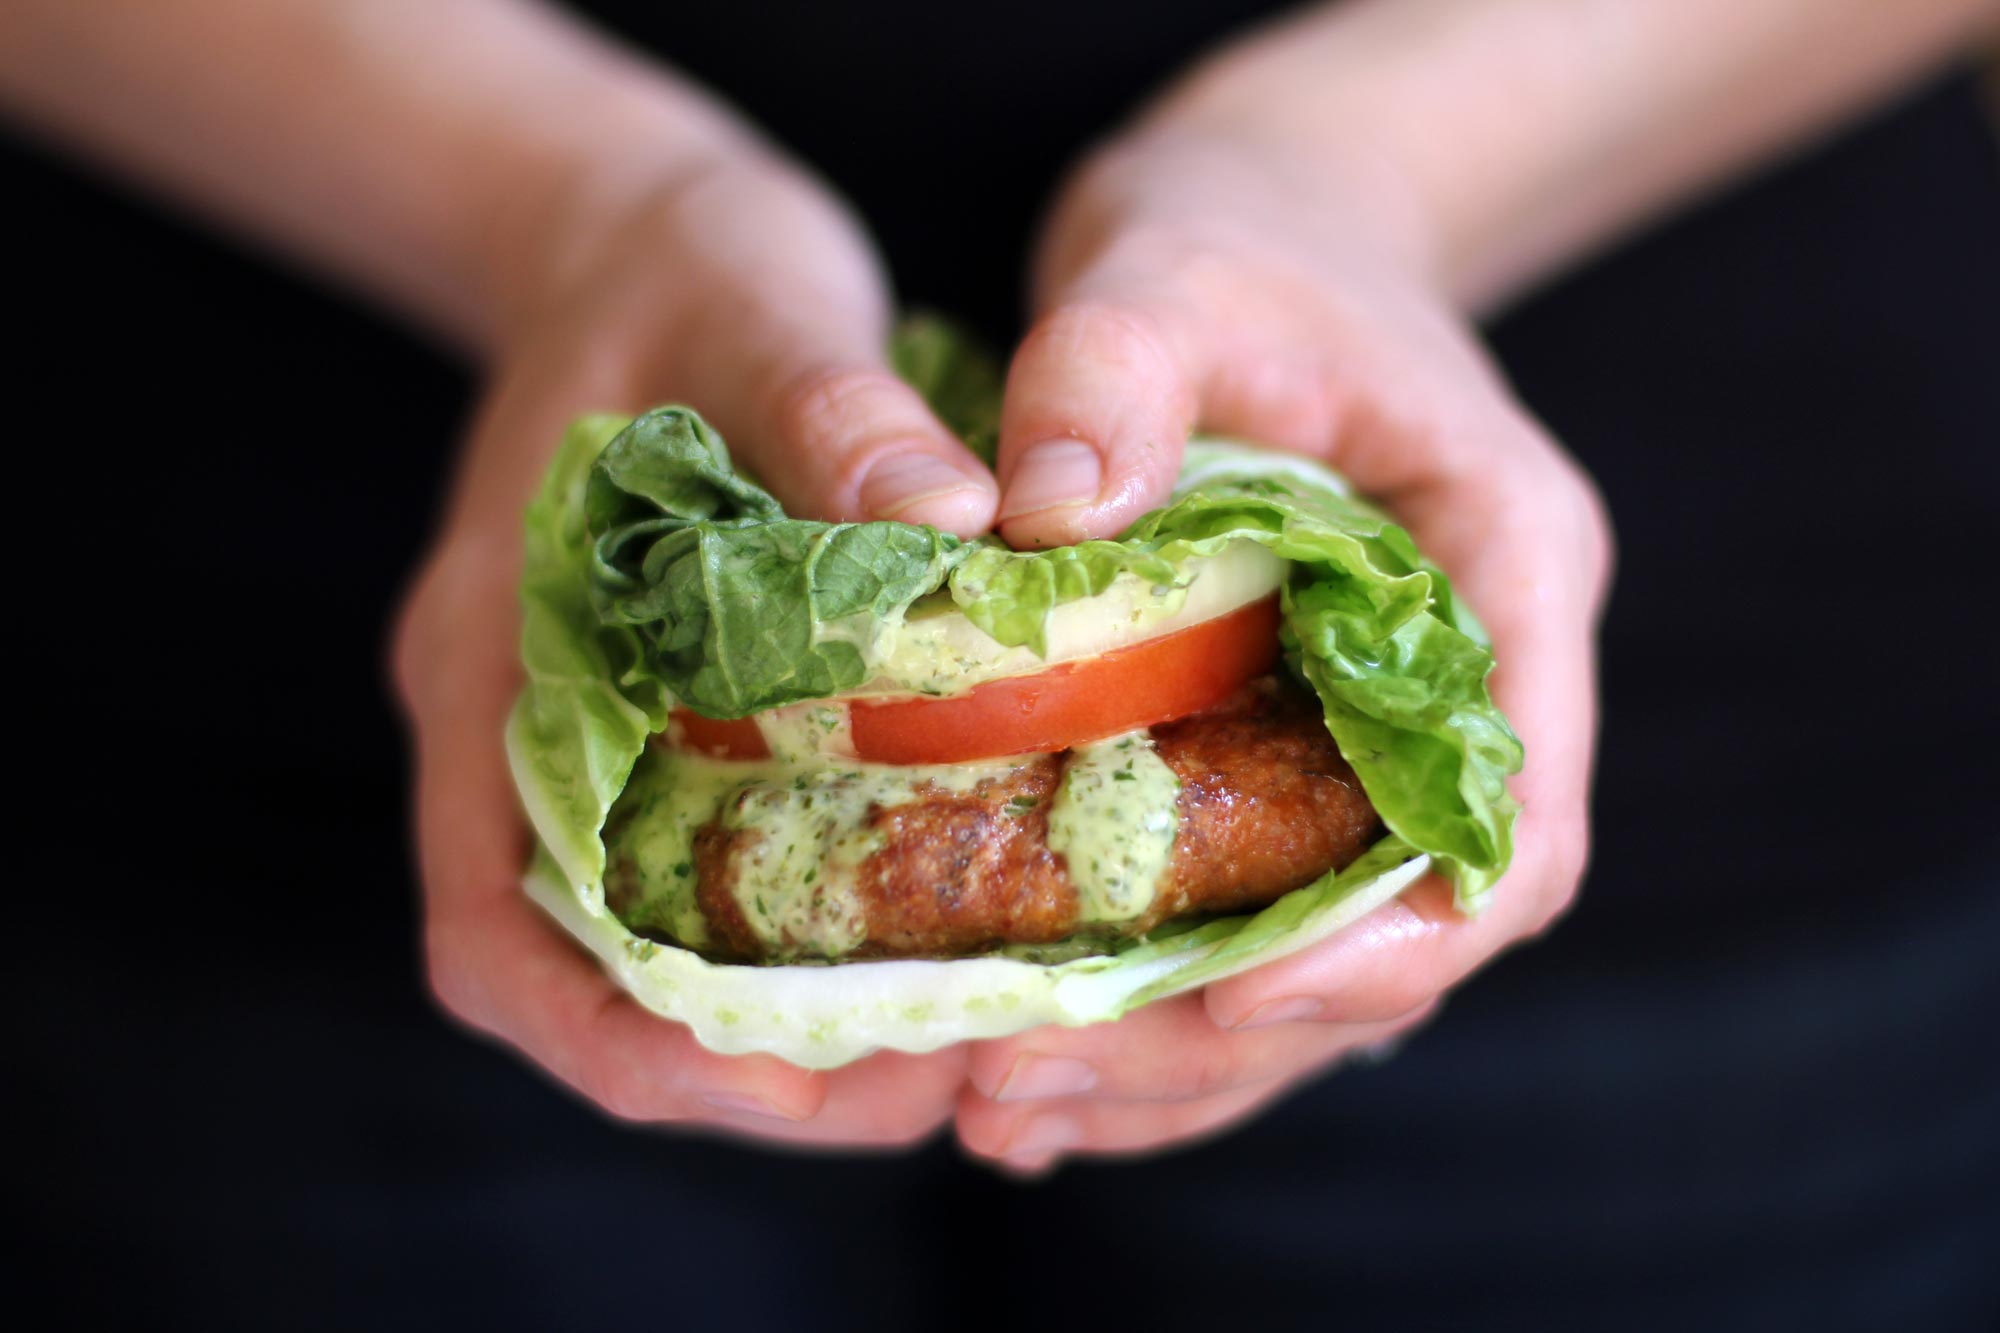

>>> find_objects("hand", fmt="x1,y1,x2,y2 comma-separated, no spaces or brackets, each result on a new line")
394,149,999,1144
957,123,1612,1171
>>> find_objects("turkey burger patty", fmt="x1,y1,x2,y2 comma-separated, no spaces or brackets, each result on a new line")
606,676,1382,962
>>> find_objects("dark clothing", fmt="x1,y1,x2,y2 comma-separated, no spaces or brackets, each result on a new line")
9,5,1997,1329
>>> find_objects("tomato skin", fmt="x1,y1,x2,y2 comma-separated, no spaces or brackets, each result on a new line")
668,710,770,760
659,595,1283,765
848,595,1282,764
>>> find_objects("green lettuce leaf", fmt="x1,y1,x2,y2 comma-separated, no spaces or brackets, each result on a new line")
587,406,970,718
509,413,665,892
520,837,1431,1068
581,416,1519,903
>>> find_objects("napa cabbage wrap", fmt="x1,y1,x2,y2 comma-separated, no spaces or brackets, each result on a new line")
506,329,1519,1068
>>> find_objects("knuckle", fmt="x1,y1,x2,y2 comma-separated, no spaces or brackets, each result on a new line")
421,922,484,1027
388,536,513,719
968,1047,1020,1102
870,1108,955,1149
1520,437,1616,595
1027,299,1184,390
1102,223,1227,296
1525,812,1591,938
1358,972,1442,1024
389,621,424,718
953,1106,1014,1159
577,1059,668,1124
388,567,443,717
1572,475,1617,602
1554,818,1592,891
1548,822,1592,907
1525,888,1580,941
770,364,904,453
1206,350,1347,454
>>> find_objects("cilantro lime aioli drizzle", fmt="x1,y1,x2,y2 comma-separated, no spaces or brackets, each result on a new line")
602,748,735,949
721,770,880,958
1048,731,1181,924
810,540,1286,699
605,731,1184,954
755,701,854,763
603,746,1029,959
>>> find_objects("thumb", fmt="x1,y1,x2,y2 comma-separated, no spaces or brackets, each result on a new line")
994,301,1202,548
610,161,1001,537
741,357,1000,536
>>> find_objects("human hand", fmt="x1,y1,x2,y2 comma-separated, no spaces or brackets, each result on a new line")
957,123,1612,1171
394,148,1001,1145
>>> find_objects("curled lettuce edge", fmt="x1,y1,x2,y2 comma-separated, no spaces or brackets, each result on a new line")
509,414,1511,1069
517,829,1428,1069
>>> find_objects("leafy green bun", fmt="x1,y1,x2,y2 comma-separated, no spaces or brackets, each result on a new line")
506,320,1519,1068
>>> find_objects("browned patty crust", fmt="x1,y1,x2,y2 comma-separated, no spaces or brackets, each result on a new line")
692,677,1380,961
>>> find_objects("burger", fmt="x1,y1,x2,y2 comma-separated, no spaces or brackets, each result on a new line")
507,327,1520,1069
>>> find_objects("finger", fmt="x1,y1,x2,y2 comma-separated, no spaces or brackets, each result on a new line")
621,168,997,536
520,312,999,538
1201,785,1584,1030
749,360,998,534
995,228,1359,548
994,298,1201,547
687,1047,969,1150
957,1074,1299,1172
427,897,827,1125
964,995,1433,1105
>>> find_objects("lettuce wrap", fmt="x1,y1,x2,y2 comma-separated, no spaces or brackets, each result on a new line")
506,327,1520,1068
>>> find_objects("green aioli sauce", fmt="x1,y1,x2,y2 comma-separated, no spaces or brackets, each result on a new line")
1046,731,1181,924
604,749,744,950
604,747,1028,959
718,768,885,957
607,724,1187,958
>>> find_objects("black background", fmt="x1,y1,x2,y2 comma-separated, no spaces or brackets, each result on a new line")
8,5,1999,1329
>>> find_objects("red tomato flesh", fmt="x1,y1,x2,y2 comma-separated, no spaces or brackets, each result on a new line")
669,710,769,760
850,594,1281,763
664,594,1282,766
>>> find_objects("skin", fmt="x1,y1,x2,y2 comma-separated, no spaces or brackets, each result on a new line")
392,157,991,1145
5,0,1993,1166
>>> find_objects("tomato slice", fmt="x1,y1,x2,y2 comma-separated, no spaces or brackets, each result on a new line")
661,594,1283,765
668,710,770,760
849,594,1281,764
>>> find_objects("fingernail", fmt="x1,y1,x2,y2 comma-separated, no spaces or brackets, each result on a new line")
859,453,983,521
701,1091,813,1123
1003,1113,1083,1160
995,1055,1098,1102
997,439,1102,521
1229,995,1325,1030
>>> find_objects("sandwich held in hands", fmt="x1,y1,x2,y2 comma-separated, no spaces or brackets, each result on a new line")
508,334,1520,1068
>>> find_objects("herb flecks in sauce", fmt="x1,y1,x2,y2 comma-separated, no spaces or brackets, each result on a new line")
603,746,1031,959
1047,730,1180,924
605,725,1185,956
603,749,742,949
